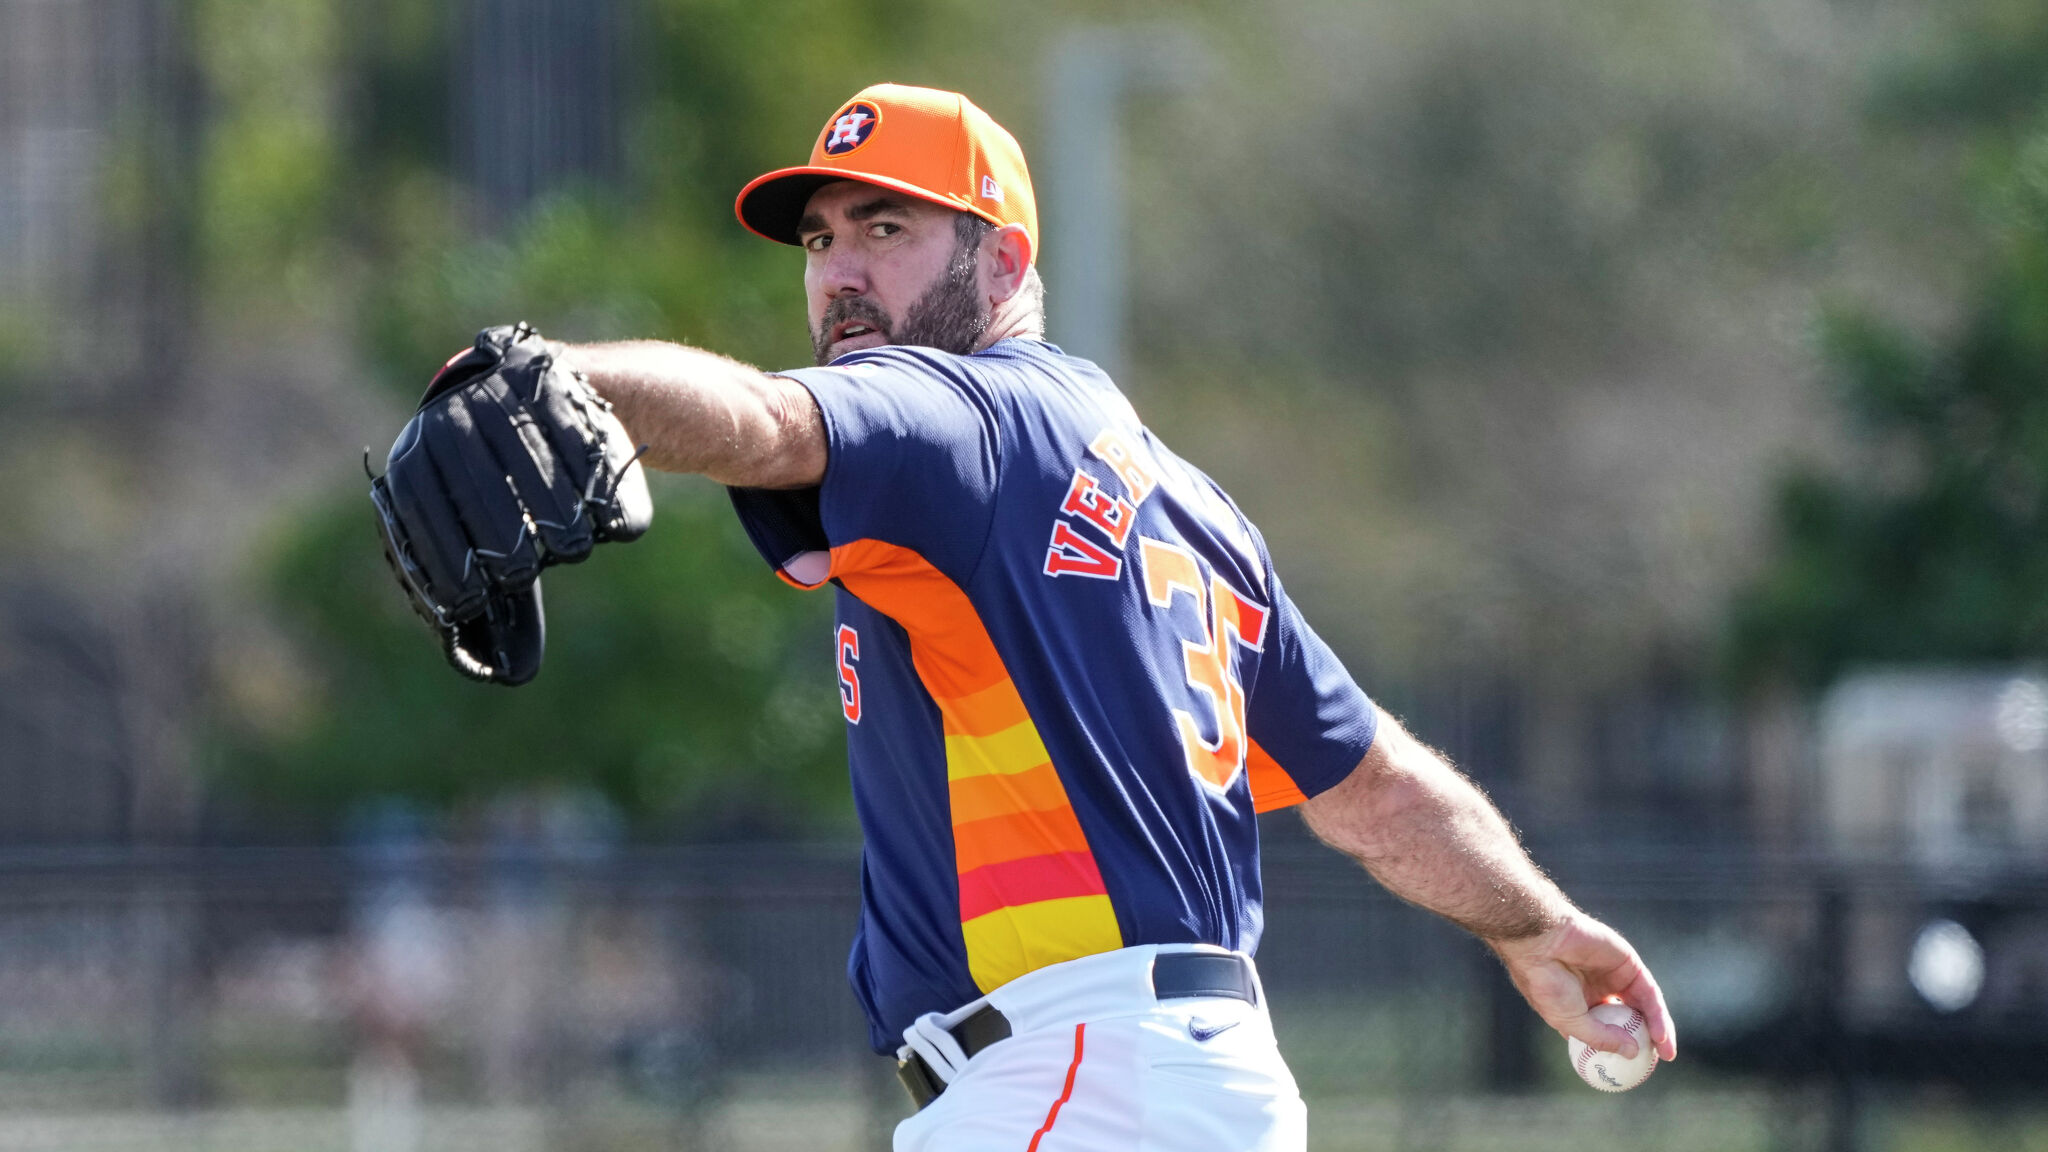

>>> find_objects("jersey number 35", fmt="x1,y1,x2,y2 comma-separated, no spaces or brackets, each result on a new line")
1138,538,1269,794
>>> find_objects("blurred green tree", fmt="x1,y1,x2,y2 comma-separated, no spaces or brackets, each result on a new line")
226,476,848,830
211,0,1032,829
1726,4,2048,688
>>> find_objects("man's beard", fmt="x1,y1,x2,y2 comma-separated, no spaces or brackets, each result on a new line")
811,241,989,365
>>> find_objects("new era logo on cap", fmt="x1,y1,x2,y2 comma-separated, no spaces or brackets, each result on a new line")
822,102,881,156
980,174,1003,202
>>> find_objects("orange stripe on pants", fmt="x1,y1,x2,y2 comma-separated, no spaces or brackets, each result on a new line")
1026,1024,1087,1152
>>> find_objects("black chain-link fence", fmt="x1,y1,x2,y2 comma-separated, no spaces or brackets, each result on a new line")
0,839,2040,1150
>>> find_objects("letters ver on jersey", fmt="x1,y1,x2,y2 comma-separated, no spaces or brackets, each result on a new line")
729,339,1376,1053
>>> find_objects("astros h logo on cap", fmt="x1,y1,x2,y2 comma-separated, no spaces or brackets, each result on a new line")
736,83,1038,265
821,101,881,156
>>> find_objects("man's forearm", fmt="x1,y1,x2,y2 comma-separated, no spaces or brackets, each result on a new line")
558,340,824,488
1303,707,1679,1061
1300,708,1572,943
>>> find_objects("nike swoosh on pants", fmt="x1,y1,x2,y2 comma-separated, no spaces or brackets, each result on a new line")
1187,1019,1239,1043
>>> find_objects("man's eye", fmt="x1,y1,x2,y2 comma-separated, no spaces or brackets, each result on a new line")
804,234,831,252
868,222,900,238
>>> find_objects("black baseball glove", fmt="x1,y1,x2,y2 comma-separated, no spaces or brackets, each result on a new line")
368,322,652,685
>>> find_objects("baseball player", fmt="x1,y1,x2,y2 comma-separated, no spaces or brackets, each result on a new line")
547,84,1675,1149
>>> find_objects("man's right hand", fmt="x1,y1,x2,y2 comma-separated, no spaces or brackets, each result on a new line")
1487,911,1678,1062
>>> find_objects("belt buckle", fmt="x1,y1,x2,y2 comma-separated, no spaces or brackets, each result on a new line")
896,1053,944,1110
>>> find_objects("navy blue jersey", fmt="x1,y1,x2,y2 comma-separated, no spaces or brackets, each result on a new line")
729,339,1375,1053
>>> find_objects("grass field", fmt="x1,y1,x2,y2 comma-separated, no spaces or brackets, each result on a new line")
0,1088,2037,1152
0,993,2038,1151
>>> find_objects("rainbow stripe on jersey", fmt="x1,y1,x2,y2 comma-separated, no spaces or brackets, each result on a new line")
831,539,1123,992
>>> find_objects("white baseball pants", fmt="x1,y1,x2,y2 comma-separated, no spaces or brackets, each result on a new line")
892,944,1307,1152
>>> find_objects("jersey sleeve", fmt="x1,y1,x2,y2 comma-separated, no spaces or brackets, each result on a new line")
727,349,1001,587
1244,568,1377,812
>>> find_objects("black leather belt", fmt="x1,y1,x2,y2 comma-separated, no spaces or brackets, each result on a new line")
895,951,1257,1109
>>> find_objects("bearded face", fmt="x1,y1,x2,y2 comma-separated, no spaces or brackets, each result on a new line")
810,214,991,365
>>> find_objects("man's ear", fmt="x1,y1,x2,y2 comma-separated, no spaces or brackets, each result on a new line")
982,223,1034,305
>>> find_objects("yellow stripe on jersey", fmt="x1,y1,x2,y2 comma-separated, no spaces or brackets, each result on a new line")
960,894,1124,993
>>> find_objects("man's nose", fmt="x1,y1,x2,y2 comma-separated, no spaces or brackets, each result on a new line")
818,242,869,298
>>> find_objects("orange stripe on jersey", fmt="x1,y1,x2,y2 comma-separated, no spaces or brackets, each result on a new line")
830,539,1124,992
830,539,1008,699
949,762,1070,824
954,806,1094,873
1247,739,1309,813
945,677,1034,737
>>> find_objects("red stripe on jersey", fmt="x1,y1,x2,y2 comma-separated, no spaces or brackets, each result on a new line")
956,851,1109,922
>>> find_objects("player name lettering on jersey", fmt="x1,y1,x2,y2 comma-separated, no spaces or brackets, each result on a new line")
1089,428,1160,504
1060,469,1138,548
1042,427,1163,579
1044,521,1122,579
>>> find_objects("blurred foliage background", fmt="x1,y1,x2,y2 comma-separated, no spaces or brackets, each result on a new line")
6,1,2048,1147
1729,1,2048,689
0,0,2042,833
197,0,1056,828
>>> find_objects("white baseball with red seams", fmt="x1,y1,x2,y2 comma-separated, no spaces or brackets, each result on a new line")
1567,1002,1658,1092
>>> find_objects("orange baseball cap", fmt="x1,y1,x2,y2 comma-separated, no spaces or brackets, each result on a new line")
735,84,1038,264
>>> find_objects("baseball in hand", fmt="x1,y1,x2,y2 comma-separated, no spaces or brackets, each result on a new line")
1567,1002,1657,1092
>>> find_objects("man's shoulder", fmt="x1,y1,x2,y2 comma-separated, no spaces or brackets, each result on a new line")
795,339,1145,462
974,337,1102,380
818,338,1100,385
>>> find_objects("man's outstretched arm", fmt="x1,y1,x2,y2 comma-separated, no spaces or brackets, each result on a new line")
1299,706,1678,1062
559,340,826,489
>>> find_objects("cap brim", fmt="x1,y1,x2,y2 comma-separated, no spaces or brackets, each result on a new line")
735,166,985,245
